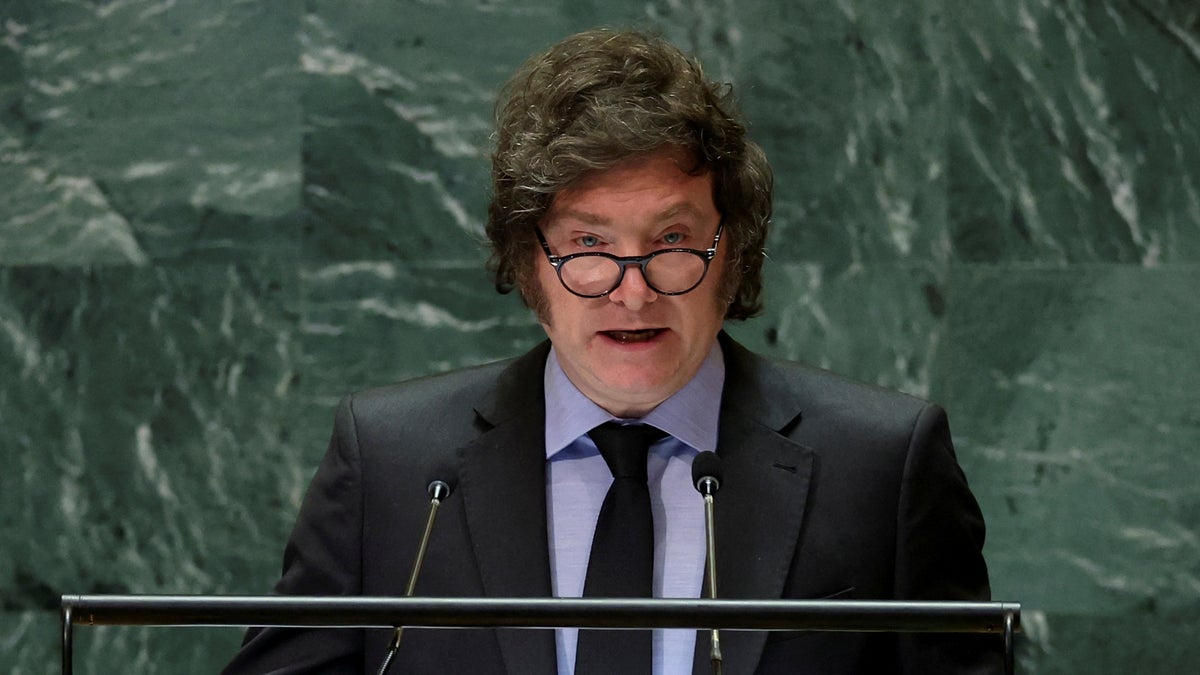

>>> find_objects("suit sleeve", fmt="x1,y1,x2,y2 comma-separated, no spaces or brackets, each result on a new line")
221,396,365,674
894,404,1004,674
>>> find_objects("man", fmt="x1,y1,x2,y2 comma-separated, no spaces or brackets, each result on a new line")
225,29,999,674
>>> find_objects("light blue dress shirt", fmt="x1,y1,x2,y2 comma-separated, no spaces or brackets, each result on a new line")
544,343,725,675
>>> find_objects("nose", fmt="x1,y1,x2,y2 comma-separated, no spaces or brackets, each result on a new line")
607,262,657,310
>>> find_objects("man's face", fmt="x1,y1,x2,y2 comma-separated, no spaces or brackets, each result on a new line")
534,147,728,418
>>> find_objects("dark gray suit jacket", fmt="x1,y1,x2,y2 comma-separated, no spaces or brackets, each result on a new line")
224,334,1000,674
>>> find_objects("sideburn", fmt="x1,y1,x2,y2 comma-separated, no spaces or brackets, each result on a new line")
516,261,553,325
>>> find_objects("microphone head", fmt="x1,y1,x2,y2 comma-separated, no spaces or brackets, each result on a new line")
427,463,457,501
691,451,724,495
427,479,451,500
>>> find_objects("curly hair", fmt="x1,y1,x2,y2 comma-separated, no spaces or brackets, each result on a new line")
486,29,772,320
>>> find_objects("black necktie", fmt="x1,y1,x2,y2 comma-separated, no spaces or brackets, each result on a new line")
575,422,664,675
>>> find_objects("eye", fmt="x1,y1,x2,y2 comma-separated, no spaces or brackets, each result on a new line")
662,232,685,245
578,234,601,247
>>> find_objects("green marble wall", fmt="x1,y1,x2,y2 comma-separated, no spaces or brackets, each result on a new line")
1,0,1197,672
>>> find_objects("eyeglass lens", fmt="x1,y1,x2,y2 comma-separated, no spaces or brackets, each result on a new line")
559,251,708,296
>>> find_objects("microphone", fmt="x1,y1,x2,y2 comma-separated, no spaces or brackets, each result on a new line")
376,474,455,675
691,451,724,675
692,451,723,497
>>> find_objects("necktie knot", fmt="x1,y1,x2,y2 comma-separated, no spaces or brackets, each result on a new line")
587,422,664,480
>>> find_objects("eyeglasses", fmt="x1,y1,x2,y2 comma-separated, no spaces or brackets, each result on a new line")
535,222,723,298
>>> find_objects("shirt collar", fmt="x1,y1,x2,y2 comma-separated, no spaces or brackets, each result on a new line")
543,341,725,458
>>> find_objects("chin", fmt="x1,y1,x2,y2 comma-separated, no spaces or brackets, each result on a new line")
600,376,675,405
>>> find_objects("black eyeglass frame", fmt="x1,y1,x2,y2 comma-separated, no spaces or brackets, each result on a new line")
535,222,724,298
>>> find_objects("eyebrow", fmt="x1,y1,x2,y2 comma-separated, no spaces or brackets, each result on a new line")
549,209,609,227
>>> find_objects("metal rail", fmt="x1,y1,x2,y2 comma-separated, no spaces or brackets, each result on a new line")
61,595,1020,674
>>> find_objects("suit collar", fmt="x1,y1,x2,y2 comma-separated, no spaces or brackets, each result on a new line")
473,340,552,427
717,332,805,432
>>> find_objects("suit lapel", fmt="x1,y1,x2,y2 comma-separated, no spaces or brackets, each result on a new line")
693,334,815,675
458,341,557,674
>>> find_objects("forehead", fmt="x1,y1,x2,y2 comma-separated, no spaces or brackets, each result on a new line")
543,148,716,228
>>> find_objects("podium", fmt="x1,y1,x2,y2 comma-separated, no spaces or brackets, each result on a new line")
60,595,1020,673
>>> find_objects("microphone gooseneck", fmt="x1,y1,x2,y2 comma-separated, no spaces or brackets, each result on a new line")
691,451,724,675
376,476,455,675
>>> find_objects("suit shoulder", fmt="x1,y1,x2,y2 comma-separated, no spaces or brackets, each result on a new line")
723,336,937,436
342,357,513,425
336,340,550,434
770,356,930,415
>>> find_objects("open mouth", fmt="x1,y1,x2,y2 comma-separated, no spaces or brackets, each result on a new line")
602,329,665,344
